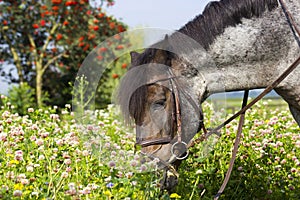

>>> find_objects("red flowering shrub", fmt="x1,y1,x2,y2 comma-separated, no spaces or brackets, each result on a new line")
0,0,128,108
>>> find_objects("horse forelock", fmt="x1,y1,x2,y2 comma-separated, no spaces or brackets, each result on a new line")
118,39,181,124
117,64,149,125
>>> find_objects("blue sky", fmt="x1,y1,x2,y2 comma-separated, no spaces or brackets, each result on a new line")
106,0,211,30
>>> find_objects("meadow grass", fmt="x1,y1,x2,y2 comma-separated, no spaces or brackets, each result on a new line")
0,95,299,199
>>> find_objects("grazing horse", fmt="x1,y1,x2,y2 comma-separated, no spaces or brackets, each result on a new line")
117,0,300,190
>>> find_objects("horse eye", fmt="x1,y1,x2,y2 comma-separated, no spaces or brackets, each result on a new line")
153,100,166,108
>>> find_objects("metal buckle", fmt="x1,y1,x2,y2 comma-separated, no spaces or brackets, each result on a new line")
171,141,189,160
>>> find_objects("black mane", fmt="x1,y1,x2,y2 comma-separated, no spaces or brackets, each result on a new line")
178,0,278,49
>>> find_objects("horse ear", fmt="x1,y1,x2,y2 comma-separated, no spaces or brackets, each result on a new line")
162,34,170,50
130,51,140,62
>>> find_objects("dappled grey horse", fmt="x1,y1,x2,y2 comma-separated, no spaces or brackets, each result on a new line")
118,0,300,190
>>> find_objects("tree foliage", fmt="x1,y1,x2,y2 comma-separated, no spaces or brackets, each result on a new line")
0,0,128,108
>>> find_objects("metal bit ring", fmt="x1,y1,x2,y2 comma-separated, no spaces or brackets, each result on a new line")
171,141,189,160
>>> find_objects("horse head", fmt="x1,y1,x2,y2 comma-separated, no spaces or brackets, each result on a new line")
118,35,208,169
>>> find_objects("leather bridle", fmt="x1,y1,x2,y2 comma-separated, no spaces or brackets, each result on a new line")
135,67,206,160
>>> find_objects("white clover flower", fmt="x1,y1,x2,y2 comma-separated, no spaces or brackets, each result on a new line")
35,138,44,146
20,178,29,185
28,108,34,113
13,190,22,197
26,166,34,172
61,172,68,178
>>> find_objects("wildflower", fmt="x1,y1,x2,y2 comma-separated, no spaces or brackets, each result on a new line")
64,159,72,165
0,132,7,141
108,161,116,168
111,151,117,157
61,172,68,178
292,156,297,161
289,185,295,190
104,190,112,197
170,193,181,198
130,160,138,167
26,166,34,172
274,165,281,171
196,169,203,174
66,188,77,195
87,124,94,131
82,150,89,156
34,164,40,167
81,186,91,194
116,171,123,178
291,168,297,173
126,172,133,179
9,159,20,165
267,189,273,194
30,135,36,141
28,108,34,113
104,176,111,182
56,139,64,146
98,121,105,127
295,140,300,148
6,118,12,124
66,167,72,172
280,159,287,164
276,141,283,147
274,156,280,161
38,155,45,160
41,132,49,138
6,171,15,179
104,142,110,148
13,190,22,197
61,110,68,115
50,114,60,120
65,104,71,109
35,138,44,146
20,179,29,185
62,152,70,159
31,191,39,196
31,124,39,130
140,164,147,172
106,182,114,188
237,166,243,171
88,183,99,190
17,174,26,180
288,174,294,180
15,150,23,161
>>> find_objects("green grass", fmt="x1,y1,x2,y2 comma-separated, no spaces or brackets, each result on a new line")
0,95,299,199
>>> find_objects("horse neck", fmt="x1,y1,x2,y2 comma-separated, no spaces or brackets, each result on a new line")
195,4,300,97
